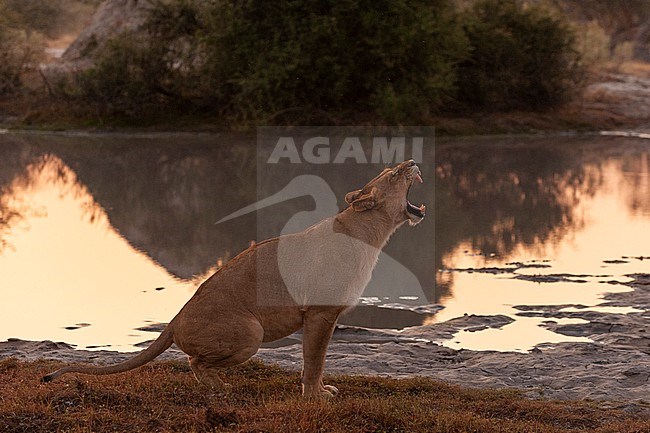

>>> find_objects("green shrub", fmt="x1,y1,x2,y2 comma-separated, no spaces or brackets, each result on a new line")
75,0,468,124
612,40,635,66
0,0,94,96
573,20,634,71
200,0,467,123
73,0,207,117
455,0,584,111
573,20,611,70
0,10,44,95
73,32,174,117
72,0,586,124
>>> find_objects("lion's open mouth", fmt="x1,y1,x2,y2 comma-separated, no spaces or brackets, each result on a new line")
406,165,426,222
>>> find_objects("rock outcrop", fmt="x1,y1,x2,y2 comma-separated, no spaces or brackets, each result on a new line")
40,0,153,85
62,0,152,63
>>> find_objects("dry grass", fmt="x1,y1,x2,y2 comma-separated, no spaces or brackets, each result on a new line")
0,358,648,433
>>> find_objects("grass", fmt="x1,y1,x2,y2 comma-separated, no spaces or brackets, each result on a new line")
0,358,648,432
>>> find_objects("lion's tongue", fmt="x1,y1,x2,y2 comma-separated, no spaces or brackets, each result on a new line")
407,201,425,218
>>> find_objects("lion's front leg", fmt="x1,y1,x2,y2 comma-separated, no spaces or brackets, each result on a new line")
301,308,341,399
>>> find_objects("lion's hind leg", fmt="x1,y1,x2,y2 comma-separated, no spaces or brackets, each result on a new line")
189,356,231,392
185,317,264,392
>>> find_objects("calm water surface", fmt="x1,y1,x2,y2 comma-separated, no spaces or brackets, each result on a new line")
1,132,649,352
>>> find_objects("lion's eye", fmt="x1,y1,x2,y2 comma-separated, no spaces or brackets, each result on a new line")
391,170,399,177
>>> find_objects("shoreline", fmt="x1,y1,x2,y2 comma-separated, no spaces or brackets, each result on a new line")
3,274,648,413
3,67,650,136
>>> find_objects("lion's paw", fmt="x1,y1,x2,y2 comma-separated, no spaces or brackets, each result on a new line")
322,384,339,395
303,385,336,400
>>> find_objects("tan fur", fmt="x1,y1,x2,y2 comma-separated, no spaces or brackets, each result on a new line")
42,161,425,399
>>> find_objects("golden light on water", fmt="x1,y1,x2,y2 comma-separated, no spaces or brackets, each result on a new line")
434,158,650,351
0,156,196,352
1,138,650,353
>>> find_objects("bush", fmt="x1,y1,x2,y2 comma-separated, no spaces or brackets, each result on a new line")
0,6,45,95
200,0,467,123
73,0,207,117
75,0,468,124
455,0,584,111
72,0,586,124
573,20,635,72
0,0,95,96
73,32,174,116
573,20,611,70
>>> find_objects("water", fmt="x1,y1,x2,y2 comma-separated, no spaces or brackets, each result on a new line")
0,131,649,352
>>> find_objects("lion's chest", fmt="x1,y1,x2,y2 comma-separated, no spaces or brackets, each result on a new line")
275,219,381,307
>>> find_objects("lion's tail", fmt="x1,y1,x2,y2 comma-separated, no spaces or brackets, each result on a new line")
41,324,175,382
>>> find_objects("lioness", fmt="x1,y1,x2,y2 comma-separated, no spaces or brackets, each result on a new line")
43,160,425,399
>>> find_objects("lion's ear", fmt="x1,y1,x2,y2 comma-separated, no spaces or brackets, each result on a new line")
345,189,362,204
348,187,378,212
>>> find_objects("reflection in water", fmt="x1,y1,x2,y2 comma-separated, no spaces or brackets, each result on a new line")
51,135,258,278
0,153,196,351
621,151,650,216
442,317,592,352
1,133,650,351
433,138,650,350
433,138,604,301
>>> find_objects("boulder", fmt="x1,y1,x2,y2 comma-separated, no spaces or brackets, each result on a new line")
39,0,153,88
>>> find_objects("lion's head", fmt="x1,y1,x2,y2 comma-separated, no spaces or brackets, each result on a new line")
345,160,426,226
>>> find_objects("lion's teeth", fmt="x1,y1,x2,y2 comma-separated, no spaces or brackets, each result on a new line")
416,174,423,183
